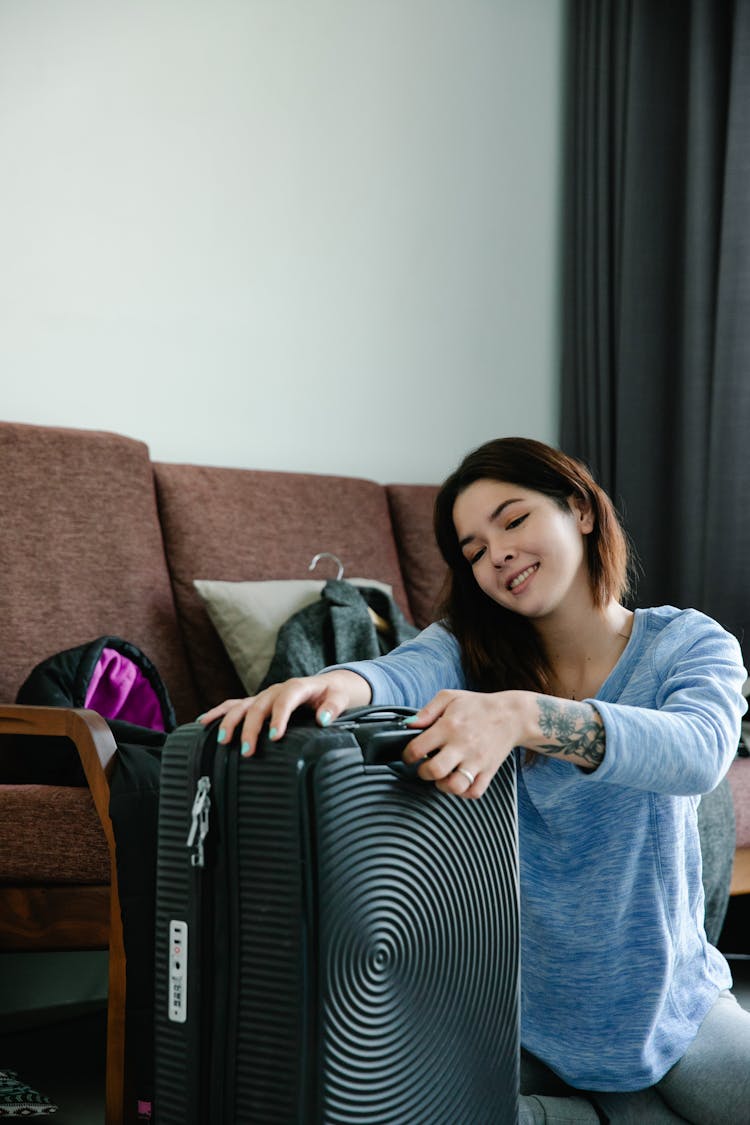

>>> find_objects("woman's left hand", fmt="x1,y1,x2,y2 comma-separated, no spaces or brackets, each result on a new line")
401,689,528,799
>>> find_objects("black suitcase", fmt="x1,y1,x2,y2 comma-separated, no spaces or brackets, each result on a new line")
153,708,520,1124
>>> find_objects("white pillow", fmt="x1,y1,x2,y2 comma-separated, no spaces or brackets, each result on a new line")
193,577,393,696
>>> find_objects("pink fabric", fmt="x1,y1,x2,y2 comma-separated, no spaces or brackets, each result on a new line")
85,648,165,730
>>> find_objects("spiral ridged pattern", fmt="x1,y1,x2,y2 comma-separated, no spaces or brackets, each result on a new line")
314,756,519,1124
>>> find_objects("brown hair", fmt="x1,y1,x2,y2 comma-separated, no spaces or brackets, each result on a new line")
433,437,633,693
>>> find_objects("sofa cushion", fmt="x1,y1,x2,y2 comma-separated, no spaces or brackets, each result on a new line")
154,463,411,712
386,484,445,628
0,784,110,883
0,422,197,723
728,757,750,849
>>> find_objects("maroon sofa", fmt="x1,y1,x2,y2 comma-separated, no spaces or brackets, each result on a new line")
0,420,443,1124
1,419,747,1123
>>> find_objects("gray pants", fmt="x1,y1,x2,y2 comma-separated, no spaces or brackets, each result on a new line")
520,991,750,1125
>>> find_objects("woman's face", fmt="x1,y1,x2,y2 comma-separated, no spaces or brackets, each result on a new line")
452,478,594,620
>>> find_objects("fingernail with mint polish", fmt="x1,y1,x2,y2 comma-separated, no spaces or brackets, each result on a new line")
269,727,278,741
241,742,251,757
217,728,226,743
319,710,332,727
404,714,420,725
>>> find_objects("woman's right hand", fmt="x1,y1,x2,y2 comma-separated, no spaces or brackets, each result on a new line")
197,669,372,757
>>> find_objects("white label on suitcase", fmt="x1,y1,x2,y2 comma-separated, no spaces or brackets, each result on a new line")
168,919,188,1023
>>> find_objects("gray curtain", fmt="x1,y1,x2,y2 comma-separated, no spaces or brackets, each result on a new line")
561,0,750,660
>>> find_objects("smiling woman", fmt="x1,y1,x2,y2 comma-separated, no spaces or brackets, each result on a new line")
453,481,592,620
434,438,633,702
202,437,750,1124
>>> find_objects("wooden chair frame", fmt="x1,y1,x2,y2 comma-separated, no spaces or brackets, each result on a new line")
731,847,750,896
0,704,125,1125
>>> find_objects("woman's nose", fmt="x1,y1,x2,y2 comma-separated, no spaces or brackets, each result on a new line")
489,541,515,567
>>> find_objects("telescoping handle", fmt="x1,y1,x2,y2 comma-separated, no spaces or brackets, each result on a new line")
333,706,421,768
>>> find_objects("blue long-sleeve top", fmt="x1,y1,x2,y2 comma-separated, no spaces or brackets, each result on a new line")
331,605,747,1090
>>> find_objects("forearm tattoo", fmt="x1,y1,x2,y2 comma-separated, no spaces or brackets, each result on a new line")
536,698,605,768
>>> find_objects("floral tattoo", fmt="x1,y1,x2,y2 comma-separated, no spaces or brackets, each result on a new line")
536,698,605,768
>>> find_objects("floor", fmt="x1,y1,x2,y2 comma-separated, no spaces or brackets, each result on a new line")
0,1003,106,1123
1,905,748,1124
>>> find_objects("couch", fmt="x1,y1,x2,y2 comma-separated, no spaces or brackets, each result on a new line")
1,419,748,1124
0,419,443,1123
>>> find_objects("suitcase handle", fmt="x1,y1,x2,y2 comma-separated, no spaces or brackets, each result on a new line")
333,707,422,769
335,706,418,725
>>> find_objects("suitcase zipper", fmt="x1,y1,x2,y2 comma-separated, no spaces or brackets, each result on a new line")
186,775,211,867
192,734,218,1125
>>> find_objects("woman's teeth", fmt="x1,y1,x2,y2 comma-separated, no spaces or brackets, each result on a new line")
508,564,537,590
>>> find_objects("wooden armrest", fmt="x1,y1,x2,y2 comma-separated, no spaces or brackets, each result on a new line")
0,706,127,1123
730,846,750,896
0,704,118,849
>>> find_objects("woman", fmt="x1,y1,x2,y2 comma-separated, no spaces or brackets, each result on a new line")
201,437,750,1124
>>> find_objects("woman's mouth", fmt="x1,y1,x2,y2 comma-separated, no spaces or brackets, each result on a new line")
507,563,539,593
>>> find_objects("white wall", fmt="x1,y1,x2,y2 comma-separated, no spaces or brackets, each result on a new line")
0,0,564,484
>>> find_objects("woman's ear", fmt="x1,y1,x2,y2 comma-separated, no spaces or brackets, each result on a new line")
570,494,595,534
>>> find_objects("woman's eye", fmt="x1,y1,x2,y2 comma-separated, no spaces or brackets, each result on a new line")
506,513,528,530
470,547,486,566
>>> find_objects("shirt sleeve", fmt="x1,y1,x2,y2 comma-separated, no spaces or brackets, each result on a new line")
582,614,747,795
324,621,466,708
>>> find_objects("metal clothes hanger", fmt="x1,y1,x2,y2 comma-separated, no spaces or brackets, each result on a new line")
308,552,345,580
307,553,391,634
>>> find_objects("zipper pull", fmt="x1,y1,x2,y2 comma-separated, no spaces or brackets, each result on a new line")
186,775,211,868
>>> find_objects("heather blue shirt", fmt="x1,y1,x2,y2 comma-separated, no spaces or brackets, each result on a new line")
331,606,746,1091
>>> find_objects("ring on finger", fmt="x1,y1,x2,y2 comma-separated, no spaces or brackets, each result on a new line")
455,766,475,786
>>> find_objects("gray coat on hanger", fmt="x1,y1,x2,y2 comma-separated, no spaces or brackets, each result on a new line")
259,579,419,689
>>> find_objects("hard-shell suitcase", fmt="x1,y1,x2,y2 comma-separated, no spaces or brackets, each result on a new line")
153,708,520,1124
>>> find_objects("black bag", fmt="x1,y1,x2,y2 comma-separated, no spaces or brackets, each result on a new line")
11,635,175,784
10,635,176,1120
153,708,520,1124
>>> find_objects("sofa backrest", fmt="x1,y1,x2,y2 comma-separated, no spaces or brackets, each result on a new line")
0,420,447,727
154,462,416,714
0,421,197,720
386,484,446,629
